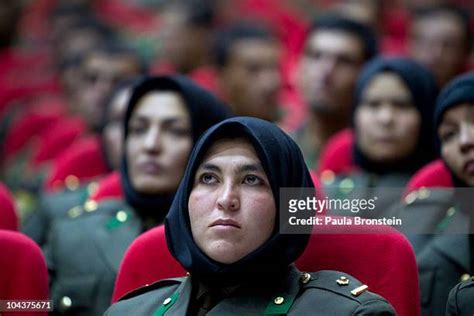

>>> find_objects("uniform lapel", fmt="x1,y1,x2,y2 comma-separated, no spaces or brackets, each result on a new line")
92,201,142,273
432,209,471,272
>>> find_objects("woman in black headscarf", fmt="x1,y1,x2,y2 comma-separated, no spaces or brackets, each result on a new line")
120,75,232,229
396,72,474,316
105,117,395,315
321,57,438,218
46,75,231,316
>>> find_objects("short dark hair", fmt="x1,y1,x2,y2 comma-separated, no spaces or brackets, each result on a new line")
213,22,276,68
163,0,215,28
413,5,472,53
308,15,378,61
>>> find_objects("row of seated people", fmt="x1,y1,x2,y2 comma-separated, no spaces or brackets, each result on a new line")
3,69,474,316
0,123,470,315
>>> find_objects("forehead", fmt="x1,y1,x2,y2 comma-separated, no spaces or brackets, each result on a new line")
306,29,364,56
131,91,189,119
229,39,280,62
441,103,474,123
200,138,260,165
363,72,411,97
413,12,465,36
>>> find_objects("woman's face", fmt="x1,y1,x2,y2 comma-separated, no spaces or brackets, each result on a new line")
103,88,130,170
188,138,276,264
126,91,192,194
438,103,474,186
355,72,421,162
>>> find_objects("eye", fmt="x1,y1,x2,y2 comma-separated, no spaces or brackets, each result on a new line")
129,123,146,135
168,127,191,137
362,100,380,109
243,174,263,186
200,173,218,185
439,129,457,143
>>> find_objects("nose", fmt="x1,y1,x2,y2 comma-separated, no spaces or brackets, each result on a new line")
143,125,162,154
376,104,395,126
216,182,240,212
459,123,474,153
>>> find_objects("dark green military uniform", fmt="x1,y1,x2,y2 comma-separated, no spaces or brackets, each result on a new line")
22,181,98,245
446,277,474,316
322,171,410,219
105,266,395,315
393,188,473,316
44,198,140,316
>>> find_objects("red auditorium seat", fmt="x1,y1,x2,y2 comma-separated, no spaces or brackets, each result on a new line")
29,118,86,169
0,182,18,231
316,128,358,177
3,111,63,162
404,159,453,197
112,225,185,302
0,230,49,316
112,219,419,316
296,218,420,316
44,136,109,192
89,171,123,203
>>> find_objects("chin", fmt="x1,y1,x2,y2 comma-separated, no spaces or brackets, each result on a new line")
135,181,173,194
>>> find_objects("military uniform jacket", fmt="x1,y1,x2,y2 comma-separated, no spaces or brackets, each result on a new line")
446,277,474,316
23,182,96,245
323,172,410,219
44,198,141,316
394,188,473,316
105,266,395,315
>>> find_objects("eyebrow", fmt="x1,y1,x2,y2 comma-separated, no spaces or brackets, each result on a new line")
199,162,265,174
129,116,187,124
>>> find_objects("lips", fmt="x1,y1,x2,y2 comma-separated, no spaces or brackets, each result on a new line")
462,159,474,174
138,161,163,174
210,218,241,229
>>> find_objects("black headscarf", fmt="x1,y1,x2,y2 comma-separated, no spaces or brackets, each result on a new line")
433,72,474,187
165,117,314,285
120,75,231,224
352,57,439,174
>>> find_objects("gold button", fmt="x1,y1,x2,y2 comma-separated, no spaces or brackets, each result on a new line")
68,206,82,218
460,273,471,282
447,207,456,217
321,170,335,185
336,276,350,285
404,191,418,205
300,272,311,284
163,297,172,305
274,296,284,305
61,296,72,308
339,178,354,194
65,175,79,191
417,187,430,200
84,200,98,212
116,210,128,222
87,182,99,195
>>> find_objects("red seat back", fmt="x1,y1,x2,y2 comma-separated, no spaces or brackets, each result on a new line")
112,225,185,302
0,230,49,316
317,128,357,177
44,136,109,192
404,159,452,197
90,171,123,203
296,218,420,316
29,118,86,168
